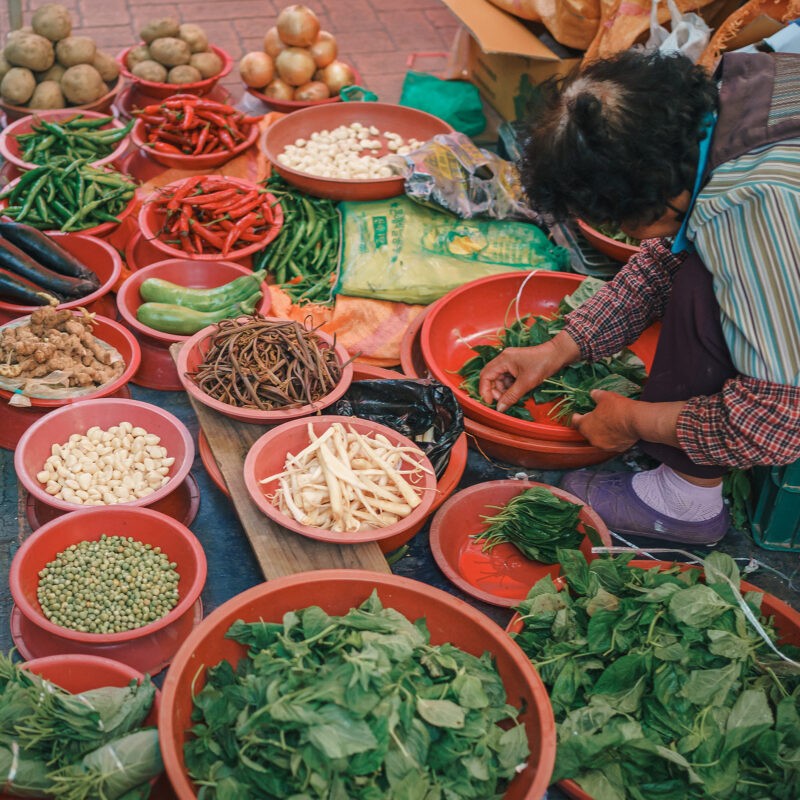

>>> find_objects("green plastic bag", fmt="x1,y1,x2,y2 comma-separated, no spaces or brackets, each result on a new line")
399,71,486,138
338,197,569,305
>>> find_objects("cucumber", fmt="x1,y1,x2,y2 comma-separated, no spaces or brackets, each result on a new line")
0,222,100,286
0,239,96,298
136,291,262,335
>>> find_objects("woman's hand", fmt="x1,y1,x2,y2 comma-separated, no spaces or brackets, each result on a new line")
478,331,580,412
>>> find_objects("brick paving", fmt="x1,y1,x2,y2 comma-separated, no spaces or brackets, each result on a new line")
3,0,461,104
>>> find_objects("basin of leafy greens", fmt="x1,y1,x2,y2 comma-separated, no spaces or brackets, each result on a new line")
184,590,530,799
511,550,800,800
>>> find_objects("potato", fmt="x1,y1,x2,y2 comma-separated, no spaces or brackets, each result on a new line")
190,51,223,79
168,64,202,84
32,4,72,42
60,63,106,104
140,17,180,44
149,37,191,67
92,51,119,82
178,24,208,54
125,44,150,71
131,60,168,83
6,27,34,44
1,67,36,105
55,36,96,67
0,53,11,82
5,33,55,72
29,80,65,109
36,62,65,83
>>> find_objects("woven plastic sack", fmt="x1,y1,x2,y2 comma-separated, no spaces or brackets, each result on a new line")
338,196,569,305
399,71,486,137
487,0,601,50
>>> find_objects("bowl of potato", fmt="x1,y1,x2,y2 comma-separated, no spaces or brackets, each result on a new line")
0,3,123,120
117,17,232,99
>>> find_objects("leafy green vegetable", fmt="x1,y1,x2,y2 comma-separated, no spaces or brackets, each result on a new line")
184,590,529,799
723,469,751,532
458,278,646,422
595,224,641,247
512,550,800,800
472,485,592,563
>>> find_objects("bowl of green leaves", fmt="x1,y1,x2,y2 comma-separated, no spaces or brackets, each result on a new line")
576,219,641,262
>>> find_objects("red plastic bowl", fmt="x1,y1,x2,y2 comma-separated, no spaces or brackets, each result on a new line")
420,271,659,442
14,397,194,513
0,173,137,238
0,109,130,171
125,229,172,271
0,233,122,324
0,312,141,450
116,44,234,98
262,101,453,201
0,77,123,122
576,219,641,263
430,480,611,607
505,560,800,800
117,258,270,391
177,317,353,423
9,506,206,675
138,177,283,262
160,570,556,799
244,415,438,545
131,113,260,170
246,65,362,113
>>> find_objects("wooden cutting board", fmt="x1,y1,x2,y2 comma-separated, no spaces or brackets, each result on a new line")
171,344,390,579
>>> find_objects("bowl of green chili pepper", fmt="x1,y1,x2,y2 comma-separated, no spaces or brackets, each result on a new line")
0,110,133,172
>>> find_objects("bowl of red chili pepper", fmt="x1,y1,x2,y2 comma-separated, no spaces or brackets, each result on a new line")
116,44,234,99
131,95,261,170
139,175,283,261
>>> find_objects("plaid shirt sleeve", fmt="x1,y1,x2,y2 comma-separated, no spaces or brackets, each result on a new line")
677,376,800,468
563,238,688,361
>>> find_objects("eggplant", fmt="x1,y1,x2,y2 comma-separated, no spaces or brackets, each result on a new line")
0,239,96,298
0,269,59,306
0,222,100,287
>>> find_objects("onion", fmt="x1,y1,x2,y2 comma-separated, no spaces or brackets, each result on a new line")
276,47,316,87
263,27,286,59
276,5,320,47
263,78,294,101
310,31,337,68
239,51,274,89
320,60,355,95
294,80,330,102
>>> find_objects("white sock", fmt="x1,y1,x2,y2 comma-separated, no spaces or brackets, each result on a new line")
631,464,724,522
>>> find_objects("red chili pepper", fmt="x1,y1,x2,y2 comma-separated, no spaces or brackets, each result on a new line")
238,115,263,125
260,200,274,225
194,99,237,114
183,189,239,206
165,176,203,210
223,193,265,219
222,212,258,256
189,219,227,251
192,123,210,155
196,109,230,128
201,135,220,154
152,141,183,154
219,128,236,151
181,104,195,130
164,97,198,109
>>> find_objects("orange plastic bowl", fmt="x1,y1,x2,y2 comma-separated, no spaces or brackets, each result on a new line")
116,44,234,98
420,271,659,443
8,506,206,675
0,312,141,450
14,397,194,513
0,77,123,123
0,173,137,238
160,570,556,799
576,219,641,263
0,109,130,171
138,177,283,262
0,233,122,325
246,65,362,113
262,101,453,201
131,113,260,170
430,480,611,608
176,317,353,423
125,229,172,271
244,414,437,545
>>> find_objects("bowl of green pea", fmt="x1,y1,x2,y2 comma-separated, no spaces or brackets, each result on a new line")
8,505,207,675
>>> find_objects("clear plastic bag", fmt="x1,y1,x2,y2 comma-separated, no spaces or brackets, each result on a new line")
646,0,711,63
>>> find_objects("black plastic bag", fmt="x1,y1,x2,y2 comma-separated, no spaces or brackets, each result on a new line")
334,379,464,478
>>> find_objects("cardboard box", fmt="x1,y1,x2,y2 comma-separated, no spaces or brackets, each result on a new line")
442,0,581,122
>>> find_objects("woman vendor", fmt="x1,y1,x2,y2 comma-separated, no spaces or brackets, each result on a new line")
479,49,800,545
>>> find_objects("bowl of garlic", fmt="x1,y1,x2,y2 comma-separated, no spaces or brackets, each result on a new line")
262,101,453,201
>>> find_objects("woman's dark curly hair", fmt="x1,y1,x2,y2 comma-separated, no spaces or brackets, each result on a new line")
519,50,719,227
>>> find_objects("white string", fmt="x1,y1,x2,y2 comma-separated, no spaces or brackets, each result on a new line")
3,741,19,791
108,743,124,772
508,269,540,329
593,545,800,669
75,692,104,731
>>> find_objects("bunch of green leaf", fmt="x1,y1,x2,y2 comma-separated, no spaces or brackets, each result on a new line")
458,278,646,422
184,590,529,799
595,224,641,247
0,653,161,799
472,486,593,563
512,550,800,800
723,469,752,532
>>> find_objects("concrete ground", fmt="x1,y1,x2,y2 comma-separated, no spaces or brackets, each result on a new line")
2,0,461,104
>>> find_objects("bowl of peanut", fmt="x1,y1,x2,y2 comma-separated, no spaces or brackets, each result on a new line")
14,397,195,514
